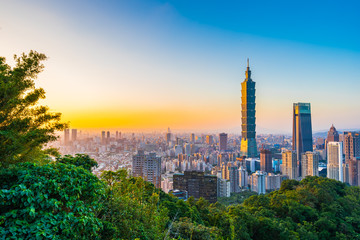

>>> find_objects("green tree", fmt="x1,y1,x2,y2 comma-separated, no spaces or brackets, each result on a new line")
100,170,169,240
57,154,98,172
0,51,67,167
0,162,112,239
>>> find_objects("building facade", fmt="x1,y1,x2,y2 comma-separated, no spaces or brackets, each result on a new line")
240,59,258,157
327,142,344,182
132,150,161,188
260,149,272,173
249,171,265,194
301,151,319,177
282,150,298,180
173,171,217,203
219,133,228,152
292,102,313,177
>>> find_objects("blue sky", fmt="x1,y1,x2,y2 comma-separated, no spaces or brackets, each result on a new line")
0,0,359,133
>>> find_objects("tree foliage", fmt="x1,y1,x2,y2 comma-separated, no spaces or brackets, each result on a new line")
0,162,110,239
56,154,98,172
0,51,67,167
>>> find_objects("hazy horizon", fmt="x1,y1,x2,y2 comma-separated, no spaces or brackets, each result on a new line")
1,0,359,133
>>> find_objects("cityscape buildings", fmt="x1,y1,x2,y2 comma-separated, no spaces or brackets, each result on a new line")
132,150,161,188
301,151,319,177
249,171,265,194
51,62,360,204
240,59,258,158
327,142,344,182
71,129,77,142
292,102,313,177
219,133,228,152
260,149,272,173
173,171,217,203
64,129,70,145
282,150,298,180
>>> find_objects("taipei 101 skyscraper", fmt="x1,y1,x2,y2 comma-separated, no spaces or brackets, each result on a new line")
240,59,258,157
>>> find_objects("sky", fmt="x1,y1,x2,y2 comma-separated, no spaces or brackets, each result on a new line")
0,0,359,134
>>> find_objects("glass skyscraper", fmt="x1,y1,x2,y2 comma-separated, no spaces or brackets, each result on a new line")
292,102,313,177
240,59,257,157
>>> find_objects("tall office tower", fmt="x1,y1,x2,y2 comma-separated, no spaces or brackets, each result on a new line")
219,133,228,152
224,162,240,193
206,135,214,145
64,129,70,145
344,132,360,161
301,151,319,177
166,127,172,144
292,103,313,177
282,150,298,179
249,171,266,194
327,125,339,142
132,150,161,188
107,131,110,139
343,132,360,184
260,149,272,173
239,166,248,189
71,129,77,142
101,131,106,144
173,171,217,203
327,142,344,182
116,131,119,139
349,157,360,186
190,133,195,143
240,59,257,157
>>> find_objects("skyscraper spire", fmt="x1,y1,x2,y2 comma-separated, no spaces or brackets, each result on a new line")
245,58,251,80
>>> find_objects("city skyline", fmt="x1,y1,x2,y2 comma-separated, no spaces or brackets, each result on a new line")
1,1,359,133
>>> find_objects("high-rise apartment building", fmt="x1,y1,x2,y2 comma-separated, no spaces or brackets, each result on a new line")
206,135,214,145
217,178,231,198
292,103,313,177
349,157,360,186
64,129,70,145
301,151,319,177
282,151,298,180
101,131,106,144
260,149,272,173
166,127,172,144
223,162,240,193
173,171,217,203
239,166,248,189
265,173,288,191
71,129,77,142
343,132,360,161
219,133,228,152
240,59,257,157
249,171,265,194
327,142,344,182
343,132,360,184
132,150,161,188
190,133,195,143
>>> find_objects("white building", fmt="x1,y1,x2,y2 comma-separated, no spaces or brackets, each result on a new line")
239,166,248,189
249,171,266,194
265,173,288,191
327,142,344,182
217,178,231,197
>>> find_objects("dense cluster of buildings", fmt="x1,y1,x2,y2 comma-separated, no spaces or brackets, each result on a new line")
55,61,360,204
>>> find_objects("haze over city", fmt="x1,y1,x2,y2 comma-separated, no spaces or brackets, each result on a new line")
1,0,359,133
